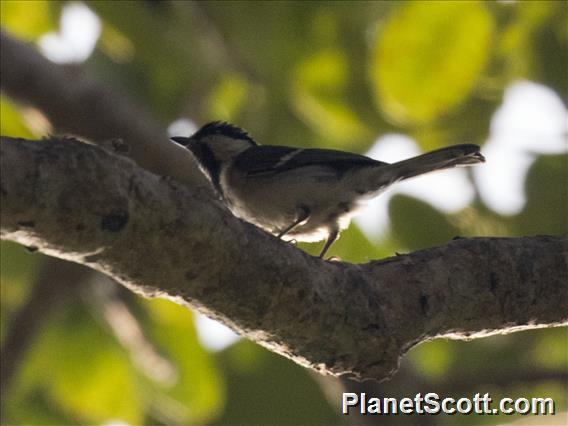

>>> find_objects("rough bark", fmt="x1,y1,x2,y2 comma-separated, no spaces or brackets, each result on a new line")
2,136,567,381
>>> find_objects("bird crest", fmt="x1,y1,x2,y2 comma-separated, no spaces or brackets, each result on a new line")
192,121,257,145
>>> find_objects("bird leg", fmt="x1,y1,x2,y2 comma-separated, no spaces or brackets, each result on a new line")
276,207,310,239
318,228,339,258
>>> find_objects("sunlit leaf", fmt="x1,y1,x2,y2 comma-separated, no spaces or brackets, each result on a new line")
499,0,555,83
11,303,143,424
408,340,453,380
0,0,55,41
293,92,368,144
296,49,347,91
531,328,568,370
0,96,35,138
371,1,494,125
98,22,136,64
7,389,77,426
293,49,368,143
0,242,41,345
206,74,250,121
142,299,225,424
0,242,39,294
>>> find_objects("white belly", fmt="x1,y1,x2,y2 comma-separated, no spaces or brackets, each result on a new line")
220,165,370,242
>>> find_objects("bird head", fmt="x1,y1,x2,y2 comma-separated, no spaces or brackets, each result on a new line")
171,121,256,166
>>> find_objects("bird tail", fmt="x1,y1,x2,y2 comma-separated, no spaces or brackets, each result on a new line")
373,144,485,188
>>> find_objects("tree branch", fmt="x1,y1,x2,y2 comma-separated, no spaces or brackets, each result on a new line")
2,136,567,380
0,30,206,187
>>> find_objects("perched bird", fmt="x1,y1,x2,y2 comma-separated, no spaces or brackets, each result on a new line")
172,122,484,258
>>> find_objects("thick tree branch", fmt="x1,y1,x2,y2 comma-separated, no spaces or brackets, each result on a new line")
2,136,567,380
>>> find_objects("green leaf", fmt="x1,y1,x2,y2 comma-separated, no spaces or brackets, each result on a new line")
7,389,78,426
0,242,41,345
499,0,557,82
142,298,225,424
206,74,250,121
531,328,568,370
214,340,341,426
370,1,494,125
0,96,36,138
0,0,55,41
87,2,198,120
515,154,568,235
10,303,143,424
408,340,453,380
0,242,39,295
293,49,368,143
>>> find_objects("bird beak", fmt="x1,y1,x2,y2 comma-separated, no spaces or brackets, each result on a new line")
170,136,193,147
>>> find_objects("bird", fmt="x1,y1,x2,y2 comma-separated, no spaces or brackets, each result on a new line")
171,121,485,258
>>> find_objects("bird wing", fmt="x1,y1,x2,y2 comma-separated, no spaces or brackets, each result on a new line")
233,146,384,177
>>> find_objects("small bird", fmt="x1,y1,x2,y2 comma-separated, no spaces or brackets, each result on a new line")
172,122,485,258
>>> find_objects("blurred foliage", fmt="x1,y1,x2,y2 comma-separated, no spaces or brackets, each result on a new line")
371,1,494,125
514,154,568,236
0,0,55,41
390,195,461,251
0,242,39,346
398,328,568,425
0,96,36,139
1,0,567,425
213,340,341,426
140,298,224,424
11,302,143,425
